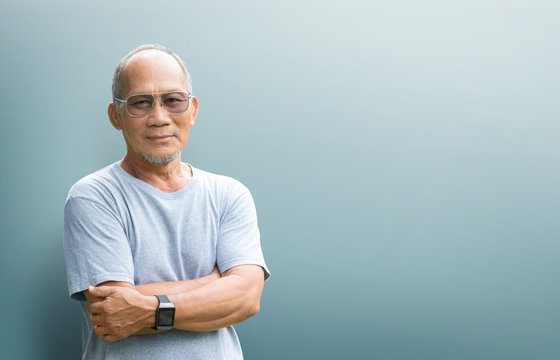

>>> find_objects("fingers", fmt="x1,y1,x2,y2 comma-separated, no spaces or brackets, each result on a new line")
101,335,119,343
91,315,123,343
86,301,103,315
86,285,125,314
92,317,127,343
94,326,120,343
89,313,102,326
86,285,148,342
88,285,115,298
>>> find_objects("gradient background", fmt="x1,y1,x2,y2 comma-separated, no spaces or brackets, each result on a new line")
1,1,558,359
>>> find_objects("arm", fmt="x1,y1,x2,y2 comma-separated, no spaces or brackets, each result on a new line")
86,265,265,343
84,266,222,303
169,264,264,331
84,266,222,336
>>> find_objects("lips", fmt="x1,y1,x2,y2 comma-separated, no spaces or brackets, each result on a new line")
146,134,174,139
146,134,175,143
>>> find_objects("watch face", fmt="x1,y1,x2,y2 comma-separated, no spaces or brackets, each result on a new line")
159,308,175,327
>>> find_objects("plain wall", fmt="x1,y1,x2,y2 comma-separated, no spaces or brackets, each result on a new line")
0,1,558,359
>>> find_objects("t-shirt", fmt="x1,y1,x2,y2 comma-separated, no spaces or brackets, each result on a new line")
63,162,270,359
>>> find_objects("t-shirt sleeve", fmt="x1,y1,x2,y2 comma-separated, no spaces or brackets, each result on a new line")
216,182,270,280
63,196,135,301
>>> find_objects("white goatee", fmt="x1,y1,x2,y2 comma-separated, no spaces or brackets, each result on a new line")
140,151,180,165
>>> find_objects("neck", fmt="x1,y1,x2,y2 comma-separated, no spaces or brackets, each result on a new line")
120,152,193,193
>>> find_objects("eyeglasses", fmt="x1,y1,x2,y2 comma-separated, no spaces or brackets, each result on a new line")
115,91,192,117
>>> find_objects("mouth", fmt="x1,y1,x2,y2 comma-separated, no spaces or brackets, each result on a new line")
146,134,175,142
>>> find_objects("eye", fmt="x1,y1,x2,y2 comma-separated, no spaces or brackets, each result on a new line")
163,97,184,104
128,96,153,108
162,93,189,113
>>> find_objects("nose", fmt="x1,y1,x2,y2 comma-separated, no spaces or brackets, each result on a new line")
146,98,171,126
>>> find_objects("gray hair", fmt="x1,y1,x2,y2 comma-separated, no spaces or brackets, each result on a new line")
140,150,181,165
112,44,193,103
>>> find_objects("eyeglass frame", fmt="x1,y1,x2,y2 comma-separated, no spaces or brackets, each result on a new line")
114,90,193,118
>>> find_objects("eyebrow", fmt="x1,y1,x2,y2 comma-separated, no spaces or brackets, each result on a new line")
128,89,187,94
123,90,188,99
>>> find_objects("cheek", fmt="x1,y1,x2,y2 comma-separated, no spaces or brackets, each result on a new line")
121,125,143,146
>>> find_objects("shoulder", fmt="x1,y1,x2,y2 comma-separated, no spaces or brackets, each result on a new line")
191,166,256,217
66,162,123,204
192,166,251,196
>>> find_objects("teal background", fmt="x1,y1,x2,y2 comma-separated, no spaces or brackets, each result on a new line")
1,1,558,359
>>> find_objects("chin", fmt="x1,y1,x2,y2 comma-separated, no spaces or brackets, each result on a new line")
140,151,181,165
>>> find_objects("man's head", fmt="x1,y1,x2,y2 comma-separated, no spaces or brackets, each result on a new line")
112,44,193,103
108,44,198,165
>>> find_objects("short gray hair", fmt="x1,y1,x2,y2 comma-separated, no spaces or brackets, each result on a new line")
112,44,193,103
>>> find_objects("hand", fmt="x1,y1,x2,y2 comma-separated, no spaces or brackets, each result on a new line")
86,285,158,343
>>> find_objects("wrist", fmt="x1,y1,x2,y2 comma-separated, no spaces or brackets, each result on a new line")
142,294,159,329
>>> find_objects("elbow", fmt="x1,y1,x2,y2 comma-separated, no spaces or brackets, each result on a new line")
248,299,260,317
227,266,265,321
241,302,260,321
241,291,261,319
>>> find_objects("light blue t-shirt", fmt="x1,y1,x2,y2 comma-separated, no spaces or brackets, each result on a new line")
63,162,270,359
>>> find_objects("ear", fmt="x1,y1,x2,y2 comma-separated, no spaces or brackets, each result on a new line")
108,103,122,130
188,96,199,127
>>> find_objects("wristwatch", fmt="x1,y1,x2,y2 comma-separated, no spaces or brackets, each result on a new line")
154,295,175,330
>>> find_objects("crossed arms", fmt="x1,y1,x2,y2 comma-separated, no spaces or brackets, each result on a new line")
85,264,265,343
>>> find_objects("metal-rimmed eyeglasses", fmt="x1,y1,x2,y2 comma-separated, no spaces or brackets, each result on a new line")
115,91,192,118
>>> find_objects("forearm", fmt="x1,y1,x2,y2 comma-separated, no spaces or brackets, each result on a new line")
85,269,222,336
135,268,220,296
85,272,218,303
133,272,224,335
168,266,264,332
87,265,264,341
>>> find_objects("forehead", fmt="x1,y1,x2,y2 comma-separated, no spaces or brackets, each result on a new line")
120,50,187,95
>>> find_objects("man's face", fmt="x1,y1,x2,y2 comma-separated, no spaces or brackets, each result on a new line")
109,50,198,164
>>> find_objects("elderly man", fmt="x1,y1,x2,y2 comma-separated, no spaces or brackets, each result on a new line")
63,44,270,359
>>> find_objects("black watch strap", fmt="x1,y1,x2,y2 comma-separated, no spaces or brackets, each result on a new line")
156,295,171,304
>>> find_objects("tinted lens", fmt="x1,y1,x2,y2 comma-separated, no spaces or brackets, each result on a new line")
127,94,154,117
124,92,190,117
162,92,189,113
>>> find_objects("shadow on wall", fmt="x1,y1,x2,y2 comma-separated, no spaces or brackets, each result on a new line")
37,232,82,360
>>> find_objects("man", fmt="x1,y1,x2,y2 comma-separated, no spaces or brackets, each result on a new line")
63,44,270,359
